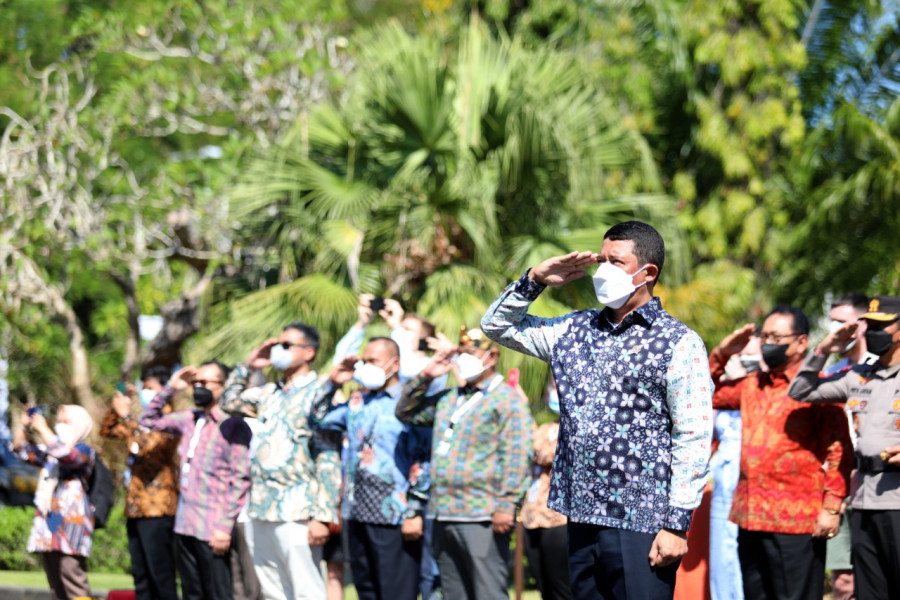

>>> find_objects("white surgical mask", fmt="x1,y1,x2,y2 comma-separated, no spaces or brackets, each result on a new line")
269,344,295,371
456,352,487,383
592,262,650,309
829,320,858,353
54,423,76,446
139,388,157,408
354,362,388,390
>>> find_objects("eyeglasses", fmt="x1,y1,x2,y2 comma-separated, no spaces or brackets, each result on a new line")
759,332,799,344
194,379,224,387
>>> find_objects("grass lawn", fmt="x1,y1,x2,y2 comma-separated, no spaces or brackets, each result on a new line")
0,571,543,599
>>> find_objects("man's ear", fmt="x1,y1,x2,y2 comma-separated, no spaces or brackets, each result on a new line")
302,346,317,363
643,263,659,285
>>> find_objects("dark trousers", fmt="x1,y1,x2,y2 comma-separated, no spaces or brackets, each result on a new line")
176,533,233,600
567,522,679,600
737,528,825,600
127,516,178,600
525,525,572,600
347,519,421,600
433,520,511,600
851,509,900,600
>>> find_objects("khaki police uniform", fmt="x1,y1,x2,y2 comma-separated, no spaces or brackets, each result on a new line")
789,295,900,600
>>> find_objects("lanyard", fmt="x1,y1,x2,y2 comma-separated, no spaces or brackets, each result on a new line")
181,416,206,475
443,374,504,438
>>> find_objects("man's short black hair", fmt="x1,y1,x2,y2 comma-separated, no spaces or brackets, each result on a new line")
283,322,320,355
603,221,665,277
767,305,810,335
199,360,231,382
831,292,869,314
367,336,400,359
141,365,171,384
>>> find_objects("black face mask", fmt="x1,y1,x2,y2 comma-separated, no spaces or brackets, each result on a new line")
865,329,896,356
192,385,214,408
761,343,790,369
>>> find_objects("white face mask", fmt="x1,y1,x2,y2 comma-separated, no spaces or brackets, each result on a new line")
54,423,76,446
592,262,650,309
456,352,487,383
139,388,157,408
353,362,389,390
269,344,295,371
829,320,858,353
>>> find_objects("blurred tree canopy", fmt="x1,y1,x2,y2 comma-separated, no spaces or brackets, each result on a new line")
1,0,898,412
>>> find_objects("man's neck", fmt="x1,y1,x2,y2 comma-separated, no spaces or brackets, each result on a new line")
283,363,312,383
878,345,900,368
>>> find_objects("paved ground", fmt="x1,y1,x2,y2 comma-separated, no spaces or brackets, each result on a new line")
0,587,54,600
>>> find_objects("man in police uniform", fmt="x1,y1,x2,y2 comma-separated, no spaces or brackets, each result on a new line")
789,295,900,600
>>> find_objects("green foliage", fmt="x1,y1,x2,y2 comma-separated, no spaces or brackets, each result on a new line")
0,507,40,570
223,17,682,402
0,499,130,573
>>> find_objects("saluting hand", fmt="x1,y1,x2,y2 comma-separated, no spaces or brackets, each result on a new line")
715,323,757,358
248,338,279,370
816,321,859,356
529,251,600,287
169,366,196,391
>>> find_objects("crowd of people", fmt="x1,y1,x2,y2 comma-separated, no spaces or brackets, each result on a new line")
9,220,900,600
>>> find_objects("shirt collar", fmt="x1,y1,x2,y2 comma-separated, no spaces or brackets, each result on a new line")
282,371,318,391
195,405,223,423
365,381,404,401
600,297,662,330
872,361,900,378
760,362,801,385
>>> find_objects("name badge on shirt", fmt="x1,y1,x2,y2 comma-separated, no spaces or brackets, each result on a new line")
436,440,452,457
180,463,191,491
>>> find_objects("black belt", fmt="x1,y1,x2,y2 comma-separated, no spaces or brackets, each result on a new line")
856,453,900,474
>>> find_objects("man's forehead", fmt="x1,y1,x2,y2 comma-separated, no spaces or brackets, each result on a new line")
762,313,794,332
364,339,396,360
599,238,636,258
279,328,306,343
830,304,862,321
195,364,221,378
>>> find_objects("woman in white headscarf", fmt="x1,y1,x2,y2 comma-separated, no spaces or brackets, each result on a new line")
14,404,95,600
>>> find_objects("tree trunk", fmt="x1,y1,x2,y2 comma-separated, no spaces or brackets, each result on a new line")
111,270,141,382
49,290,100,417
142,273,213,370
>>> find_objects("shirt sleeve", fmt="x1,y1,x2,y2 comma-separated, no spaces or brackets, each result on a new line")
481,272,559,362
817,403,854,512
219,363,268,418
216,418,252,534
395,375,449,427
139,386,192,436
332,325,365,367
310,431,343,523
663,331,714,530
494,387,535,514
99,407,137,439
788,353,853,403
709,348,748,410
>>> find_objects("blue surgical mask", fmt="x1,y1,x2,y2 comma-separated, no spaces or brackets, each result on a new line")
548,389,560,414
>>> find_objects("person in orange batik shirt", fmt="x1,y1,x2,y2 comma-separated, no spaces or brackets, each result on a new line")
708,306,853,600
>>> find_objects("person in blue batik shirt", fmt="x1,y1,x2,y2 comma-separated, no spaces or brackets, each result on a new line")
312,337,432,600
482,221,714,600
